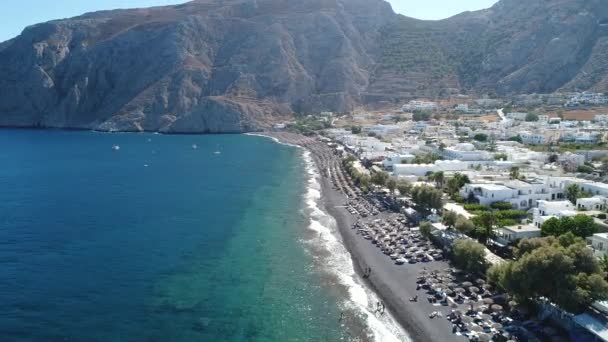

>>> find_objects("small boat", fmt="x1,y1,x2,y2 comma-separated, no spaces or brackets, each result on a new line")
112,145,120,151
192,144,198,149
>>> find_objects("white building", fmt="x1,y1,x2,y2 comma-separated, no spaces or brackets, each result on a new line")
520,131,546,145
393,160,477,177
442,143,492,161
506,112,528,121
594,114,608,123
455,103,469,112
461,178,566,209
461,184,517,205
532,200,576,228
402,100,438,112
496,225,542,245
576,196,607,211
588,233,608,258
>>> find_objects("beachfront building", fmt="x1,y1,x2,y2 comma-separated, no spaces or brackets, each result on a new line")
460,178,566,209
393,160,484,177
495,225,542,245
532,200,576,228
588,233,608,258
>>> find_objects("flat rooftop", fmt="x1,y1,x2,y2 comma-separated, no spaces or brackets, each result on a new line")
501,225,541,233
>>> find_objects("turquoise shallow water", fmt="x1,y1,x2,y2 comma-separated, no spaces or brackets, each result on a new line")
0,130,351,341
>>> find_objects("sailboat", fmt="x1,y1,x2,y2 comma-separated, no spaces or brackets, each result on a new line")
213,144,221,155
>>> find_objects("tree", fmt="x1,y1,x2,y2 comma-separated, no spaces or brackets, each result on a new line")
487,134,497,152
413,110,432,121
453,239,487,274
487,236,608,313
571,214,599,238
411,185,444,217
442,211,458,228
541,215,598,239
387,178,397,196
525,112,539,122
474,211,496,243
577,165,594,174
494,153,508,161
600,255,608,273
508,135,523,143
566,183,581,204
371,171,389,187
431,171,445,188
548,154,559,163
509,166,520,180
438,142,446,151
446,173,470,199
396,180,411,196
540,217,565,237
420,221,433,238
473,133,488,142
455,216,475,234
351,126,362,134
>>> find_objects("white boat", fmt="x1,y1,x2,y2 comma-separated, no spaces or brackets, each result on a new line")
192,144,198,149
112,145,120,151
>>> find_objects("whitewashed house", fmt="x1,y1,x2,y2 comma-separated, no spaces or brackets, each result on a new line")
576,196,607,211
532,200,576,228
496,225,542,245
588,233,608,258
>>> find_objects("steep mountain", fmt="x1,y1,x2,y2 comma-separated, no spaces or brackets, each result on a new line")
1,0,608,132
0,0,392,132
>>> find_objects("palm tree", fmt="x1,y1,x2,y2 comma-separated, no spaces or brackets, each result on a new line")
565,184,581,204
433,171,445,188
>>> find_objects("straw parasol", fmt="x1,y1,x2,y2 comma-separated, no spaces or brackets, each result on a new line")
461,316,474,323
462,281,473,288
470,325,483,332
478,333,492,342
481,313,492,321
455,287,466,294
476,279,486,285
483,298,494,305
492,322,503,330
469,286,480,293
482,283,493,290
491,304,503,312
448,282,458,289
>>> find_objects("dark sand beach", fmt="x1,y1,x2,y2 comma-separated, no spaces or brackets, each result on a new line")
261,132,464,342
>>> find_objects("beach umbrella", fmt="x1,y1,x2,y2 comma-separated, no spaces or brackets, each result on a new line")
470,325,483,332
483,298,494,305
476,279,486,285
491,304,503,312
461,316,474,323
469,286,480,293
462,281,473,288
478,333,491,341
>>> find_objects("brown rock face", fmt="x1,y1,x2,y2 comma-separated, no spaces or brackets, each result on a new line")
0,0,392,132
1,0,608,132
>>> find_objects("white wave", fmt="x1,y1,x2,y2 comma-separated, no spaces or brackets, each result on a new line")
300,150,411,342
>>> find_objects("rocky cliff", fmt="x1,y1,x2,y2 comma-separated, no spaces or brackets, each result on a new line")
1,0,607,132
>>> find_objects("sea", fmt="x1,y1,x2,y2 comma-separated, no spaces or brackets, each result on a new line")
0,129,408,341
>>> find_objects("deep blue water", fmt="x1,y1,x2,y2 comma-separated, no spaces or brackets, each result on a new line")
0,130,348,341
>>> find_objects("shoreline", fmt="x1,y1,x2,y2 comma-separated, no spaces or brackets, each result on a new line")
255,132,464,342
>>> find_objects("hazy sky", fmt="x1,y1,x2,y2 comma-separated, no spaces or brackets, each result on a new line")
0,0,499,42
